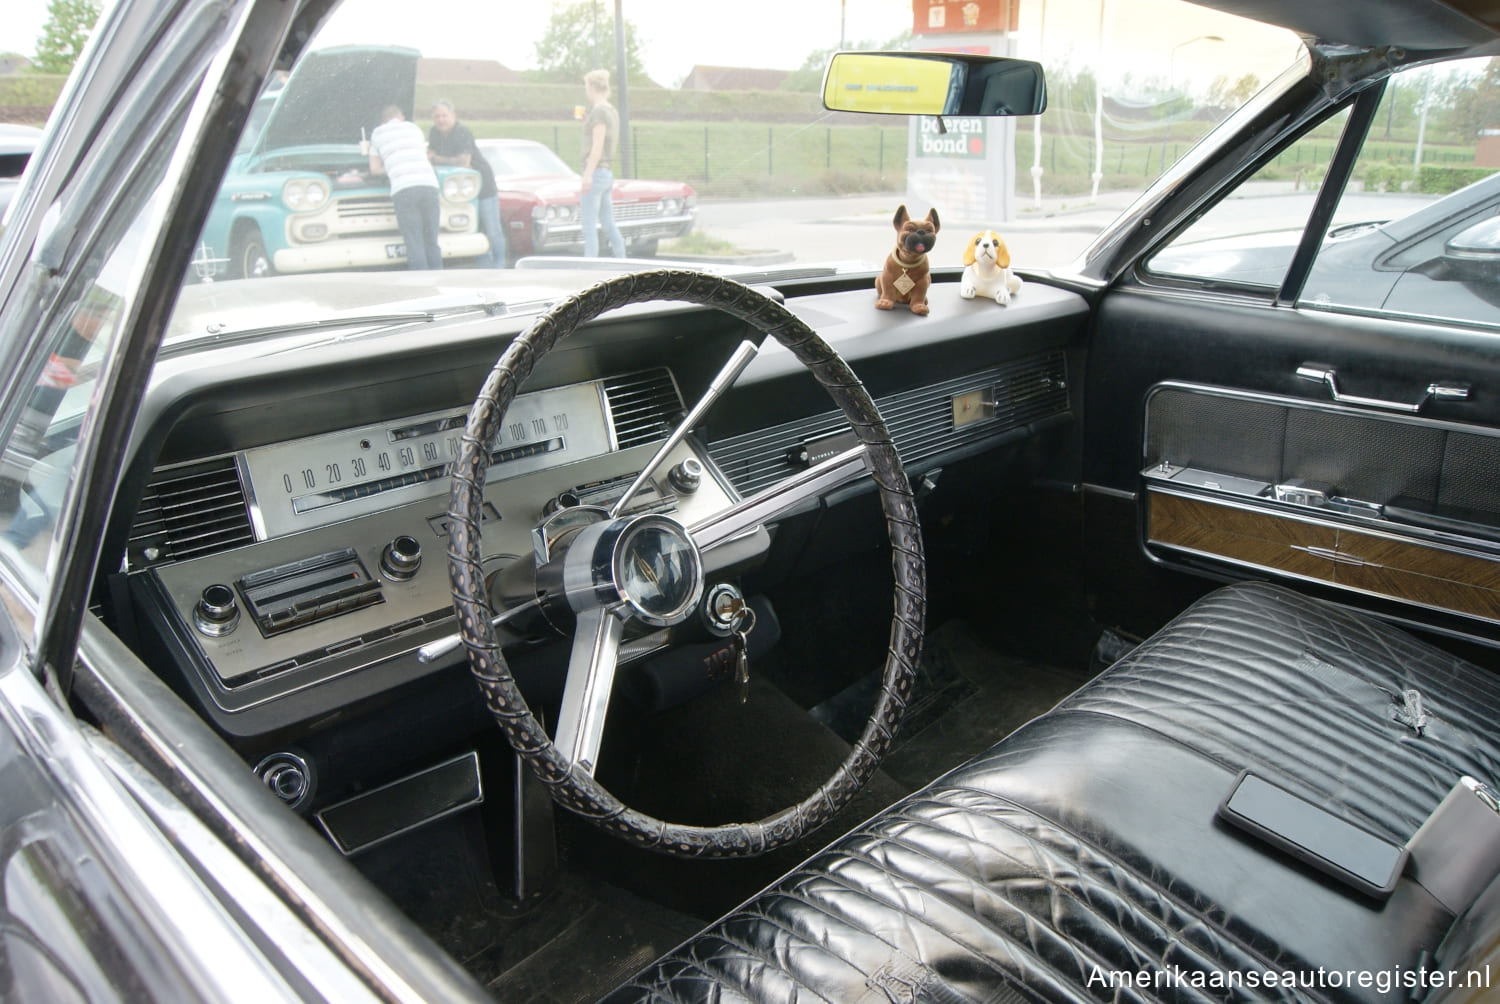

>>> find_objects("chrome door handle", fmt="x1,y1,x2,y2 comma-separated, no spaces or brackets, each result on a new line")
1295,364,1470,414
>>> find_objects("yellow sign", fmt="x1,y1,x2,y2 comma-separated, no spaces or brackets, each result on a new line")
822,54,960,116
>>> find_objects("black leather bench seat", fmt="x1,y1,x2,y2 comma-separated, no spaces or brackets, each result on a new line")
607,584,1500,1003
1064,583,1500,845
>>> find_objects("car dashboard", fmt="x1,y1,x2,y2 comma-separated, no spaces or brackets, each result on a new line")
103,276,1088,787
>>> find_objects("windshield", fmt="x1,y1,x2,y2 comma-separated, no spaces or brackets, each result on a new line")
483,142,577,179
155,0,1300,334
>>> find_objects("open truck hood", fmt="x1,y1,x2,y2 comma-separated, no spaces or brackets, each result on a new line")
256,45,421,154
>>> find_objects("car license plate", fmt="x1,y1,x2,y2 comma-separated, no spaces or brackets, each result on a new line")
384,242,405,259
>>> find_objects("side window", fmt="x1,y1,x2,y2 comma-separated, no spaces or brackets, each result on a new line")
1300,58,1500,328
1145,107,1352,288
0,213,142,577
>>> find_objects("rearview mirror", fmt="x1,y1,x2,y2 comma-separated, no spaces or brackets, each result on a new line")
821,52,1047,118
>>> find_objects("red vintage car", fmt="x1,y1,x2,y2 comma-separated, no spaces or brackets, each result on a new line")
479,137,696,260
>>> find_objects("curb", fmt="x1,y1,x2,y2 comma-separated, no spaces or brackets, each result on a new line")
659,249,796,266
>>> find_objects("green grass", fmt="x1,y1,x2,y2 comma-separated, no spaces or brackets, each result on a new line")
659,232,749,255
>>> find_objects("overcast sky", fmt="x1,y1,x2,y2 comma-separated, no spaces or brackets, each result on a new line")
2,0,1299,93
2,1,912,86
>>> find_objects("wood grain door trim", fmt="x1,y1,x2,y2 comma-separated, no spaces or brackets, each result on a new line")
1147,489,1500,625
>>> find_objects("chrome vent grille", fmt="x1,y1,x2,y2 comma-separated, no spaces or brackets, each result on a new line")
709,352,1069,496
128,457,254,569
336,196,395,220
603,369,684,449
612,202,661,222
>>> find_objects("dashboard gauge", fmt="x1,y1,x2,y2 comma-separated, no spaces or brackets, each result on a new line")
242,378,613,538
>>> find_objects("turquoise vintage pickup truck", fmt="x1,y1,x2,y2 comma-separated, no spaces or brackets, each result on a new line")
197,45,487,278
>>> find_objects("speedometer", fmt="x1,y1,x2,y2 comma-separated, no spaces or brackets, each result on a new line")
242,378,613,538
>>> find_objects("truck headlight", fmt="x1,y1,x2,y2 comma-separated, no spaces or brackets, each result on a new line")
443,172,479,202
282,177,329,212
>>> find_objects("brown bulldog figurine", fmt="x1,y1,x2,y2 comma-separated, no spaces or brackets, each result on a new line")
875,205,940,315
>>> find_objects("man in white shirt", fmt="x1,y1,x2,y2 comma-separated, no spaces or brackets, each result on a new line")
369,105,442,270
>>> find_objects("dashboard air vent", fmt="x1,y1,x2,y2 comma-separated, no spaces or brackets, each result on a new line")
603,369,683,450
709,351,1070,496
128,457,254,569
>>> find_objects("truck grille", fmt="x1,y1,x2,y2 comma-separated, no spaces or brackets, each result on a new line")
336,196,395,222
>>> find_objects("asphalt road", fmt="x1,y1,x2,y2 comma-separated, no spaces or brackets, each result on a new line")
690,185,1440,273
693,193,1102,271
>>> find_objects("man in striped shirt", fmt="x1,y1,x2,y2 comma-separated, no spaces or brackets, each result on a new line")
369,105,442,270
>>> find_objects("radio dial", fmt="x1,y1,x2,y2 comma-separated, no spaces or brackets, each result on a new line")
668,457,703,494
192,583,240,637
380,535,422,581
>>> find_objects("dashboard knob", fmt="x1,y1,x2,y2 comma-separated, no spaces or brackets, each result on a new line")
668,457,703,494
255,752,313,811
192,583,239,637
380,534,422,581
543,489,582,516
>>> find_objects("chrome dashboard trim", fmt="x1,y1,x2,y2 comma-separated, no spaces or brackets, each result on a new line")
1143,379,1500,442
237,451,267,541
599,380,619,452
142,437,745,720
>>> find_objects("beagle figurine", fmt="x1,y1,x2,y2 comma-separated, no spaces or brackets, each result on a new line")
960,230,1023,305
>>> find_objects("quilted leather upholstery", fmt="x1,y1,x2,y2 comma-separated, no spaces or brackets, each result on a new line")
607,584,1500,1003
1063,582,1500,843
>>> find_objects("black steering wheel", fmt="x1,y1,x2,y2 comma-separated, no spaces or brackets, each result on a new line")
445,270,924,858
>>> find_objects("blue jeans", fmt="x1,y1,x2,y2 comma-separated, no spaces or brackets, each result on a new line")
477,194,506,267
579,168,625,258
393,186,442,270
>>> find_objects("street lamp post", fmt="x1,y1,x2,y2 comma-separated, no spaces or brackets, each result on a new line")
615,0,631,177
1090,0,1107,199
1414,70,1434,172
1159,34,1223,173
1030,0,1048,209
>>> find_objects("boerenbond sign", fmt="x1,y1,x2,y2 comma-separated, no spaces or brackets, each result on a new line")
905,2,1017,223
918,116,986,158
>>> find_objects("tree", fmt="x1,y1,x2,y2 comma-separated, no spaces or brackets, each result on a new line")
532,1,648,84
31,0,101,76
1447,60,1500,140
781,32,914,92
1205,73,1261,113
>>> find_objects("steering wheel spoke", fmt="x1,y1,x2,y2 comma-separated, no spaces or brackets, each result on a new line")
611,339,759,518
689,444,873,551
554,607,626,777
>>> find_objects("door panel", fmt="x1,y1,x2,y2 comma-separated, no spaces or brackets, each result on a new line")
1083,288,1500,642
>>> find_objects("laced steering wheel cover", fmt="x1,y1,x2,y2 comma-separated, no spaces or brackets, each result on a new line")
446,270,925,858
